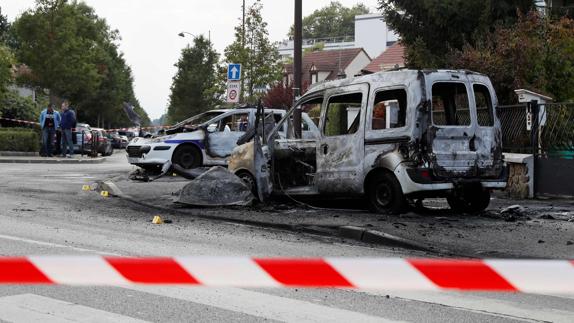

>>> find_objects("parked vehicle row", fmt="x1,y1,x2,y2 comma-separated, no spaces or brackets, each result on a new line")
72,123,114,156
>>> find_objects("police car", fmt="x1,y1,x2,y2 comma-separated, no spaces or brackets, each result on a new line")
127,108,318,171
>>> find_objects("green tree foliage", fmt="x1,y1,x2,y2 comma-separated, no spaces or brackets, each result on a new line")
378,0,535,67
451,13,574,103
167,35,221,124
289,2,370,39
224,0,282,102
11,0,149,128
0,90,40,122
0,45,15,98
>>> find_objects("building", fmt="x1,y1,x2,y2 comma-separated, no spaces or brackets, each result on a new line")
361,43,406,74
278,14,398,60
283,48,371,85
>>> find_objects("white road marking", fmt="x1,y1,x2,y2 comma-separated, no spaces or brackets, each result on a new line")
0,233,119,256
362,290,574,323
126,286,399,323
0,294,148,323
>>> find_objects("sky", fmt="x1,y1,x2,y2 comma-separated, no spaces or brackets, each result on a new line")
2,0,380,120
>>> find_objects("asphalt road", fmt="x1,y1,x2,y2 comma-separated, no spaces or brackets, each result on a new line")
0,152,572,322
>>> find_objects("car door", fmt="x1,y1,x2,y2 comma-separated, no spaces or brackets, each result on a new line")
206,111,250,158
425,73,479,177
315,83,369,194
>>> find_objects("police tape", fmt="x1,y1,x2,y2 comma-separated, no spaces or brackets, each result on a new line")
0,116,40,126
0,116,171,132
0,256,573,293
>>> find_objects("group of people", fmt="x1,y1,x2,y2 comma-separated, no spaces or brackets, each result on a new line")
38,100,77,158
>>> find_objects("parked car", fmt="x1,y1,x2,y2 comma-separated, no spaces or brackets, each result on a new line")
73,123,93,154
109,131,129,149
126,107,318,172
228,70,507,214
91,128,114,156
118,130,136,141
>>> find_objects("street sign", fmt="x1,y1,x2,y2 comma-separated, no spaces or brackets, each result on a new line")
226,80,241,103
227,64,242,81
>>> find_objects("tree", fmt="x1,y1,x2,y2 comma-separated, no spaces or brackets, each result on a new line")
451,12,574,103
12,0,150,128
0,45,15,98
289,2,370,39
224,0,282,102
378,0,535,67
167,35,221,124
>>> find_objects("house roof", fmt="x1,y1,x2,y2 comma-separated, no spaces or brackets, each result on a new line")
285,48,368,80
362,43,406,74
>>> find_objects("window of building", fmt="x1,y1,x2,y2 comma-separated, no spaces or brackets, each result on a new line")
371,89,407,130
474,84,494,127
323,92,362,136
432,83,471,126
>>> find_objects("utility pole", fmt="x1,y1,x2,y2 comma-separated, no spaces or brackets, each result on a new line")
242,0,246,47
293,0,302,138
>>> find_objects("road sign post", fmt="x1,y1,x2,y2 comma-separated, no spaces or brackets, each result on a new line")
226,81,241,103
227,64,242,81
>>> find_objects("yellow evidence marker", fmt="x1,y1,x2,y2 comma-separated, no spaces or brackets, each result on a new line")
152,216,163,224
82,185,91,191
100,191,109,198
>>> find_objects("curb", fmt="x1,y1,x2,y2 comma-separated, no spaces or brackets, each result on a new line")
0,151,39,157
103,182,435,254
0,157,105,164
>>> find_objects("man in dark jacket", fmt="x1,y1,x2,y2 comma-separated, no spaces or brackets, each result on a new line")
60,100,77,158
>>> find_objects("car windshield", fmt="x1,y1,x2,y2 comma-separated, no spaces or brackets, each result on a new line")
177,111,226,129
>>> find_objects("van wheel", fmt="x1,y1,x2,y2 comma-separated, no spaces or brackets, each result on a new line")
236,171,258,197
173,145,201,169
447,189,491,213
367,172,407,214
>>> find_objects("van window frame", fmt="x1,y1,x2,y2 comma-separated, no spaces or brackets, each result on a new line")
430,81,474,128
472,82,496,128
267,94,324,141
320,83,369,139
368,86,409,132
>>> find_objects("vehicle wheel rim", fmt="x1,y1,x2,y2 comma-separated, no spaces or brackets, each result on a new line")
180,152,195,168
375,183,392,207
239,174,255,191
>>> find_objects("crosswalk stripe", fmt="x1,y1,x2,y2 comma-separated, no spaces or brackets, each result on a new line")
0,294,148,323
125,285,401,323
362,290,574,323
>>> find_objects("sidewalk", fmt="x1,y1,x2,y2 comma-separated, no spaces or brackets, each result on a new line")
0,154,106,164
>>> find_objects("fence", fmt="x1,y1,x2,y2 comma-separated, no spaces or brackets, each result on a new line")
498,102,574,157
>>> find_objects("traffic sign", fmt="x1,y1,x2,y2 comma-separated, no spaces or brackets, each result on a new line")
226,81,241,103
227,64,242,81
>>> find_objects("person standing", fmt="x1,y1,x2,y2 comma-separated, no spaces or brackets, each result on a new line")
60,100,76,158
39,103,61,157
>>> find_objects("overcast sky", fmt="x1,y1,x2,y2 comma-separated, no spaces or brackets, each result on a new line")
2,0,380,120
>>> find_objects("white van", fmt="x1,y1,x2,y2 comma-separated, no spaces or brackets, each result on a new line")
229,70,507,214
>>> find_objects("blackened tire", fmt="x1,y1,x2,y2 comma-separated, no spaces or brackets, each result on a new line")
447,189,491,213
236,171,258,197
367,172,407,214
172,145,202,169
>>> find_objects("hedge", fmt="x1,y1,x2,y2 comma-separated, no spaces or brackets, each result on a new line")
0,128,40,152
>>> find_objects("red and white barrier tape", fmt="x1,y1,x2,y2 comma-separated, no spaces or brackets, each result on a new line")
0,117,171,132
0,117,40,126
1,257,573,293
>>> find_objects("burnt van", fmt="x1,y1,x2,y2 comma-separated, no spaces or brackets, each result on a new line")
229,70,507,214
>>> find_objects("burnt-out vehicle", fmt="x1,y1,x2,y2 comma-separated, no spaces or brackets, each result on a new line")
228,70,507,213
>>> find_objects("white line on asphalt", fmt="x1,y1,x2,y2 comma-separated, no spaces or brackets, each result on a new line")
0,294,149,323
362,290,574,323
0,233,119,256
126,286,400,323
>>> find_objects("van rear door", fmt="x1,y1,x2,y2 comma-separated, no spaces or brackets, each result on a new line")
426,73,502,178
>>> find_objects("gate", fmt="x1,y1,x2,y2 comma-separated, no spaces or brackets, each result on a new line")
499,102,574,196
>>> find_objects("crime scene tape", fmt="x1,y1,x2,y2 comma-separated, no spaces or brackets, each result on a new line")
0,116,40,126
0,257,573,293
0,116,171,132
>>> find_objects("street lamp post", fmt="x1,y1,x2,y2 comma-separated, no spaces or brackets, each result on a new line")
293,0,303,139
178,31,211,43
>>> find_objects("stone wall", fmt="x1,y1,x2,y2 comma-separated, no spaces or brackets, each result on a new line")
505,163,530,199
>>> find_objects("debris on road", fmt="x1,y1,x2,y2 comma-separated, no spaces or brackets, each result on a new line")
177,166,254,207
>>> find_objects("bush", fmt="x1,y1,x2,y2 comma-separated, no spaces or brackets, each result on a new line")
0,128,40,152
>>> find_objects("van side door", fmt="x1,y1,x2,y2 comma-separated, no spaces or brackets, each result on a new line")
315,83,369,194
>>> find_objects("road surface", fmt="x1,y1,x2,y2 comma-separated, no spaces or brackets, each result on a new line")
0,152,572,322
